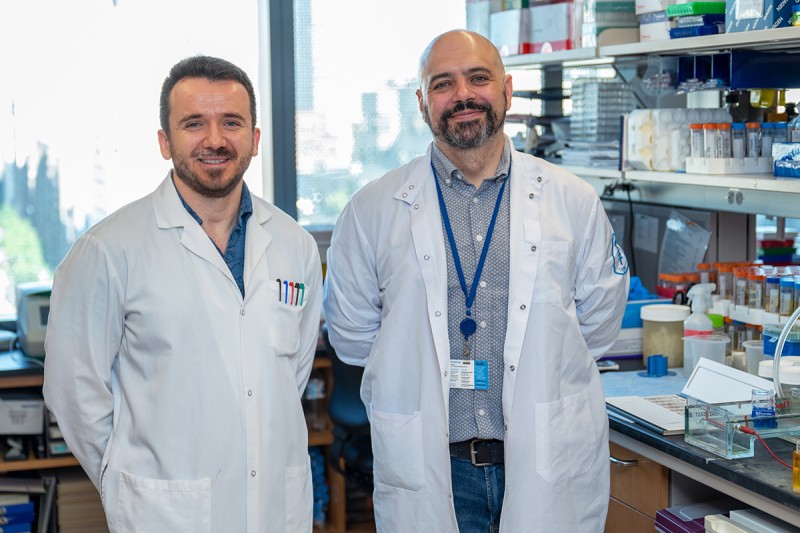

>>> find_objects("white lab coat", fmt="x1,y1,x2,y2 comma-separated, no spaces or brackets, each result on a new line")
323,145,628,532
43,174,322,533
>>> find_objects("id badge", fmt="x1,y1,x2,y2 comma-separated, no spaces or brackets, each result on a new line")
449,359,489,390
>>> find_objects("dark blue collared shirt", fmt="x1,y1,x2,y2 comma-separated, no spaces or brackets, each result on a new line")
176,179,253,297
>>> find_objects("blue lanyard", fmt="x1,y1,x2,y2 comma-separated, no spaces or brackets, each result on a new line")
432,161,509,341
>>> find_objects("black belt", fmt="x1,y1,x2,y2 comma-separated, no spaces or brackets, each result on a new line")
449,439,504,466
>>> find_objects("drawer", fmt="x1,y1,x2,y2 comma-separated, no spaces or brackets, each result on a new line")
606,497,656,533
609,442,669,519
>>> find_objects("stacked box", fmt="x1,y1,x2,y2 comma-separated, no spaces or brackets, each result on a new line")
582,0,639,47
726,0,800,33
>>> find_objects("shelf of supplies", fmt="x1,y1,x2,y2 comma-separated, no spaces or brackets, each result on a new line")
308,429,334,447
503,47,599,69
602,26,800,57
624,170,800,193
561,165,622,180
0,453,79,473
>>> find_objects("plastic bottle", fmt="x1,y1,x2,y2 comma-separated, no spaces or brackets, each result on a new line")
746,122,761,158
790,110,800,142
774,121,789,144
684,283,716,373
731,123,746,158
703,123,719,158
781,276,795,316
760,122,774,158
690,123,704,159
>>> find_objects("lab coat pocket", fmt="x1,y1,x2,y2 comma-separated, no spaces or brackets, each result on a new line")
116,471,211,533
285,458,313,532
533,390,597,484
268,286,302,356
531,241,573,303
370,408,425,491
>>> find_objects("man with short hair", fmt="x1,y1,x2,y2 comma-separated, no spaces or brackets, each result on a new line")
323,30,628,532
44,56,321,533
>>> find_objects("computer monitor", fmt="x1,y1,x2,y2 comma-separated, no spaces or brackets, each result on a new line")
16,282,52,358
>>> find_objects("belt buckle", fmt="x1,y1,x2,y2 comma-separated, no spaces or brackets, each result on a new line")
469,439,491,467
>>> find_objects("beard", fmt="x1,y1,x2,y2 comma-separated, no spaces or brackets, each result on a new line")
171,145,252,199
424,98,506,150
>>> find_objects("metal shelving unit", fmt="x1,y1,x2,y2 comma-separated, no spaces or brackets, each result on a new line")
503,26,800,218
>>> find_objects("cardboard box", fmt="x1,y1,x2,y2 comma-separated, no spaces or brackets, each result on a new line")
639,19,677,41
490,9,533,55
725,0,800,33
0,395,44,435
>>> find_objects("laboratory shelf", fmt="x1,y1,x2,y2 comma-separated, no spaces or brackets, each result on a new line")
503,47,598,69
561,165,622,180
601,26,800,57
0,453,79,473
624,170,800,193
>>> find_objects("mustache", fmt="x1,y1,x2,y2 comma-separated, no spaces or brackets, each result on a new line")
194,147,235,158
442,100,491,120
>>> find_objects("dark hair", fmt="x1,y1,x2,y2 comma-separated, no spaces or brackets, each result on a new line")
159,55,257,133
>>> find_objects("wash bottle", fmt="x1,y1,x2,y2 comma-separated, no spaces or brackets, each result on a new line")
683,283,716,373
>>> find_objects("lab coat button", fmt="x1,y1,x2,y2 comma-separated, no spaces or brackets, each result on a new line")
537,176,542,182
409,185,415,190
510,365,515,372
424,255,430,260
402,192,408,198
529,193,535,199
241,308,246,316
531,245,537,252
414,204,420,210
520,304,526,310
247,390,253,396
251,470,256,477
435,311,442,317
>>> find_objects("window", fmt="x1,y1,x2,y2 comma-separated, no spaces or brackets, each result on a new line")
1,0,261,315
291,0,466,229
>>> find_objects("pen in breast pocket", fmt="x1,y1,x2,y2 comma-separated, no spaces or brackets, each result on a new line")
276,278,282,301
283,280,289,304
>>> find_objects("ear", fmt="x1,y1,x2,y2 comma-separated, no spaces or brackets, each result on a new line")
504,74,513,111
416,89,428,124
252,127,261,157
157,130,172,160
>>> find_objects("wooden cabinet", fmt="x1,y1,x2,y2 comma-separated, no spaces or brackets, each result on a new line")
606,441,669,533
310,355,348,533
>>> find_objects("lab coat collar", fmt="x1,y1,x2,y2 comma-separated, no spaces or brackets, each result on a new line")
151,172,274,295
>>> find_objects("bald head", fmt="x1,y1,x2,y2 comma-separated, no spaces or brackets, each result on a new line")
418,30,505,92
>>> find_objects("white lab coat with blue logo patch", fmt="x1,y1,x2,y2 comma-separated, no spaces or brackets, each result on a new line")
43,174,322,533
323,146,628,532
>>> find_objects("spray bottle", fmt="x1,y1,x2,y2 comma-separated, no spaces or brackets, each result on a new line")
683,283,716,373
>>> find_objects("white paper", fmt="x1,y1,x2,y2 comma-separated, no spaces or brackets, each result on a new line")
634,213,659,254
682,357,776,404
658,209,711,276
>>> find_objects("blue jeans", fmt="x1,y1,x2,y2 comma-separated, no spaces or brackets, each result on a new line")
450,456,505,533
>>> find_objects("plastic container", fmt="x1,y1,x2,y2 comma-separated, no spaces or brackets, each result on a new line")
733,267,749,306
747,268,765,310
731,122,746,158
781,276,795,316
774,121,789,144
690,123,704,158
684,334,730,372
743,339,764,375
763,323,800,357
641,304,691,368
760,121,774,158
703,123,719,158
758,356,800,398
766,275,781,313
746,121,761,158
716,263,733,299
718,122,732,158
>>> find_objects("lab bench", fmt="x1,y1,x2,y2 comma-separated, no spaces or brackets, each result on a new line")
602,369,800,528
